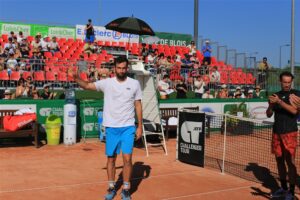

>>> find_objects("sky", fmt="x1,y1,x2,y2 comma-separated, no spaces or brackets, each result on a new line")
0,0,299,67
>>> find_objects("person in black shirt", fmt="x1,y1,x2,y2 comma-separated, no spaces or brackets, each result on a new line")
266,71,299,199
85,19,95,43
175,78,187,99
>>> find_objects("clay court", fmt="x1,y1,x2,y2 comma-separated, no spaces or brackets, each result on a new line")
0,138,299,200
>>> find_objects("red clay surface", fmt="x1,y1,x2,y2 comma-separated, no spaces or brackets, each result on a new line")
0,139,299,200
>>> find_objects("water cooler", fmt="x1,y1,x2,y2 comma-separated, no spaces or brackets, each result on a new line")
63,89,77,145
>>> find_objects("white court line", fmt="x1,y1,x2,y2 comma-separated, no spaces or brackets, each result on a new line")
0,170,204,194
161,184,258,200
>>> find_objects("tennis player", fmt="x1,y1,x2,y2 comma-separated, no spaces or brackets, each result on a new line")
266,71,299,200
70,56,143,200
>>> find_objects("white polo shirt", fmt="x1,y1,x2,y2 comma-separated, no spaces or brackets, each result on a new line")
94,77,142,127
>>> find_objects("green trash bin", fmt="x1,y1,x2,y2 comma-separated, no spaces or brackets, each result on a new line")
45,115,62,145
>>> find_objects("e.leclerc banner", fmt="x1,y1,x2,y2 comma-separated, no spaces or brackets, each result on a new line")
177,110,206,167
76,25,139,43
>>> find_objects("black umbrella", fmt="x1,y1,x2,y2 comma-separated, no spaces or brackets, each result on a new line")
105,16,155,36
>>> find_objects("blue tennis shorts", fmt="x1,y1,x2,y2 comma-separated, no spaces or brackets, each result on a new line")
85,35,95,43
105,126,136,156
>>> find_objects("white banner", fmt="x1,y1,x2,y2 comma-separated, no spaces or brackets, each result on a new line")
1,23,31,36
48,27,75,39
75,25,139,43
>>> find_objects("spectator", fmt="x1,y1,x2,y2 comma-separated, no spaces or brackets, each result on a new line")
181,54,193,68
140,43,149,61
3,89,13,99
202,87,214,99
17,31,25,43
6,52,18,74
218,84,229,98
20,43,30,58
146,50,156,65
32,86,41,99
85,19,95,43
187,41,197,56
253,85,263,98
156,53,168,69
77,55,89,73
31,36,41,52
8,31,16,40
234,86,245,98
247,89,254,98
257,57,271,90
36,32,42,40
175,51,181,63
48,36,60,54
209,66,220,89
235,91,242,99
194,75,205,98
22,80,33,98
40,36,50,53
175,77,187,99
201,40,212,65
4,37,17,52
157,75,171,99
15,78,26,98
84,40,93,54
41,83,56,99
30,50,43,71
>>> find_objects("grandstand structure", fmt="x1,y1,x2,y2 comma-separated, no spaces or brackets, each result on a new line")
0,32,257,92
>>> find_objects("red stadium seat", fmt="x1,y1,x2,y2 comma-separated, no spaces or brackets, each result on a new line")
57,72,67,82
0,70,9,80
45,71,56,82
10,71,20,81
22,71,32,80
33,71,45,81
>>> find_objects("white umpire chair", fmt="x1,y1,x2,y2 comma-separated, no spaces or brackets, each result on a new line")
130,59,168,156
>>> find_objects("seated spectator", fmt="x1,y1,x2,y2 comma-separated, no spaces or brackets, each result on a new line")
234,86,245,98
253,85,263,98
3,89,13,100
157,75,171,99
209,66,220,89
175,77,187,99
31,36,41,53
17,31,25,43
140,43,149,61
40,36,50,53
0,56,5,71
30,50,43,71
202,87,214,99
41,84,56,99
175,51,181,63
187,41,197,56
32,86,41,99
12,36,19,49
235,91,242,99
247,89,254,98
181,54,193,68
48,36,60,54
8,31,16,40
146,51,157,65
20,44,30,58
22,78,33,98
218,84,229,98
194,75,205,98
4,37,17,53
200,61,209,75
156,53,168,69
6,52,19,74
15,78,26,98
84,40,93,54
92,41,101,54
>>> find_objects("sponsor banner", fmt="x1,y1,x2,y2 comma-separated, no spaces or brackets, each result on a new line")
140,32,192,46
48,27,75,39
80,100,103,138
177,110,205,167
0,23,31,36
76,25,139,43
